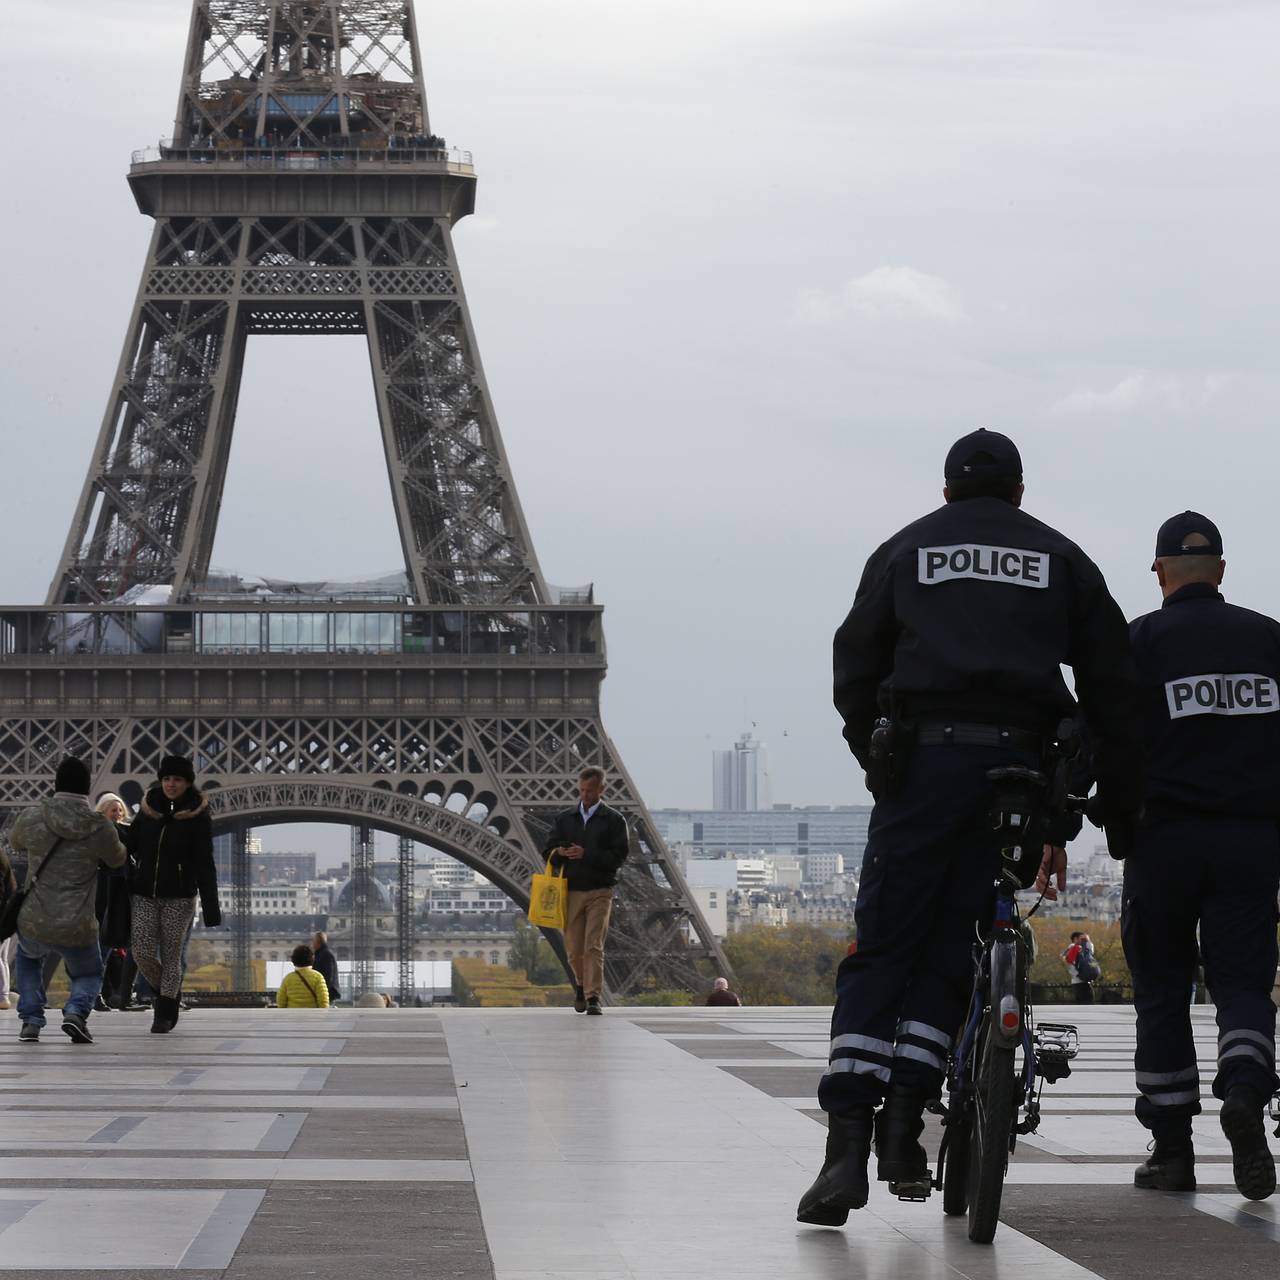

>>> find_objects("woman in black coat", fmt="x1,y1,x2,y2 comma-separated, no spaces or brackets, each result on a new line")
125,754,221,1033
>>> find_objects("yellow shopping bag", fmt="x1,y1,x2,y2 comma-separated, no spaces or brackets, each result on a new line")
528,858,569,929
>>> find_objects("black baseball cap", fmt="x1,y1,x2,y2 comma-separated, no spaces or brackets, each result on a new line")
1152,511,1223,569
943,428,1023,482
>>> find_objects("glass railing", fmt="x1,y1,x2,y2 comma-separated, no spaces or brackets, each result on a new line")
0,605,601,661
131,139,474,171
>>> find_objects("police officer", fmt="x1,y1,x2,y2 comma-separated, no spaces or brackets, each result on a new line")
1125,512,1279,1200
797,428,1142,1225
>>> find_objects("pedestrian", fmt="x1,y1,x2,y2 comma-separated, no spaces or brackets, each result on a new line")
276,945,330,1008
125,754,221,1034
706,977,742,1007
542,766,631,1015
311,929,340,1004
1124,512,1280,1200
798,428,1143,1225
1061,931,1099,1004
0,852,16,1011
7,757,127,1044
93,792,132,1012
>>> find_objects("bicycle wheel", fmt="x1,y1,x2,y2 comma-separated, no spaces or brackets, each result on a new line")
966,1023,1017,1243
941,1102,971,1216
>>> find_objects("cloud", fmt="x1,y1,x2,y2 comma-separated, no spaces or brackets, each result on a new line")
844,266,967,322
1051,371,1230,416
793,265,966,325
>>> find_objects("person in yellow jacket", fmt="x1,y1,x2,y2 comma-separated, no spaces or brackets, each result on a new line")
276,944,330,1008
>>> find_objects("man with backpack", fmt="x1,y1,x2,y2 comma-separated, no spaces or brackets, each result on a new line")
1063,931,1101,1003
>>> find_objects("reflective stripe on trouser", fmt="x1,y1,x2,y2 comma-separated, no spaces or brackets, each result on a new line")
1135,1065,1201,1110
824,1033,893,1087
1123,816,1280,1133
817,745,1029,1115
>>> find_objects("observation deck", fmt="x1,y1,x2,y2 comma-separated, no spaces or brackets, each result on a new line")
128,140,477,219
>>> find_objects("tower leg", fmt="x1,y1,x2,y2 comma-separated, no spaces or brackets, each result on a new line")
397,835,415,1005
230,822,250,991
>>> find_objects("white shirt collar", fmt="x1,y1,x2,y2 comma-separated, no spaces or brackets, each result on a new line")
579,800,601,823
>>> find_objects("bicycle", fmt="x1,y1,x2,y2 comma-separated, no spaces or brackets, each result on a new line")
928,764,1083,1244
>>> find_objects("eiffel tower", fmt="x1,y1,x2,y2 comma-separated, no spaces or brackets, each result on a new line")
0,0,728,999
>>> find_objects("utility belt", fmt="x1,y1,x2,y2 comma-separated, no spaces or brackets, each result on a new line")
865,716,1047,800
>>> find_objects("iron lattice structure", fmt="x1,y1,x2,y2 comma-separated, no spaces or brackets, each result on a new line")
396,833,414,1004
1,0,728,1000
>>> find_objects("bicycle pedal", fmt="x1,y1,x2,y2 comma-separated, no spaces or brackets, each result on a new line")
889,1178,932,1202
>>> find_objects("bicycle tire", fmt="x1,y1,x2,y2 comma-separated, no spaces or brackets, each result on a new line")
941,1103,971,1216
967,1024,1017,1243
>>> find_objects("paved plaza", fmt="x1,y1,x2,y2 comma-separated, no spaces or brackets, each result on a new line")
0,1003,1275,1277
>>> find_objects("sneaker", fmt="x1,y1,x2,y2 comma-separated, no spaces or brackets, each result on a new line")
573,986,587,1014
1134,1138,1196,1191
586,997,603,1015
93,995,113,1013
18,1023,39,1043
61,1012,93,1045
1220,1086,1276,1201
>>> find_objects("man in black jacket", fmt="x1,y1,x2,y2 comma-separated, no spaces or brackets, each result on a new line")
311,930,341,1004
798,428,1143,1226
1124,512,1279,1201
542,767,630,1014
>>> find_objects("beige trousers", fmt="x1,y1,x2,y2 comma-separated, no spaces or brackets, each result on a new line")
563,888,614,1000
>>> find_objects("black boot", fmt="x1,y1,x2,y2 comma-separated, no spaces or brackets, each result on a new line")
876,1088,931,1197
796,1107,875,1225
1220,1086,1276,1201
150,995,179,1034
1134,1134,1196,1191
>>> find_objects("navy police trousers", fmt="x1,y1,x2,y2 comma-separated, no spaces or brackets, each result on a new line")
1122,816,1279,1136
818,744,1032,1116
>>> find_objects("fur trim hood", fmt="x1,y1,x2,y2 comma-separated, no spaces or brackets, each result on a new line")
140,787,208,822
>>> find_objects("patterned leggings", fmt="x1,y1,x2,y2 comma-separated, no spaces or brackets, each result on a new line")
130,896,196,1000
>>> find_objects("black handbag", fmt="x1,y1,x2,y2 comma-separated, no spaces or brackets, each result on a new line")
100,873,132,948
0,838,65,942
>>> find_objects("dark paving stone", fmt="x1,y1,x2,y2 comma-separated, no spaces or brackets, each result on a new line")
222,1181,493,1280
722,1066,823,1096
675,1040,808,1059
630,1020,740,1035
1001,1186,1280,1278
340,1036,443,1058
321,1065,456,1095
289,1109,468,1160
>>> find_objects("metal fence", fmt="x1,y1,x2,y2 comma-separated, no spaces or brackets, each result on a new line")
131,142,474,172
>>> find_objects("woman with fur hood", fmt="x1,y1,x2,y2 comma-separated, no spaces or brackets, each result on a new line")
125,754,221,1033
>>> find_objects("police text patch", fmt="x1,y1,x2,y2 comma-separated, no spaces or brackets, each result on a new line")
1165,674,1280,719
917,544,1050,589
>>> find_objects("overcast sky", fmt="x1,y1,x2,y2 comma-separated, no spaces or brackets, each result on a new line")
3,1,1279,860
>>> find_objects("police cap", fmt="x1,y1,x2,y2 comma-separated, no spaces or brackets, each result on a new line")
943,428,1023,482
1153,511,1223,563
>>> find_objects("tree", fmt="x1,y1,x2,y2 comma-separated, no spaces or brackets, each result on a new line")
507,915,565,985
721,925,849,1005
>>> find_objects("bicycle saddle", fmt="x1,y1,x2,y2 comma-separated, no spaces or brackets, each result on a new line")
985,766,1047,788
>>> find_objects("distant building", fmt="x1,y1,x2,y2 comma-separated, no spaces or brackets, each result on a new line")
653,805,872,868
712,731,770,811
212,834,317,886
804,852,844,885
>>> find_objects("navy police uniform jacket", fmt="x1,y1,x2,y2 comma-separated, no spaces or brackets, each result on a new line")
834,495,1142,802
1129,582,1280,820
